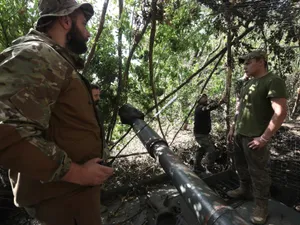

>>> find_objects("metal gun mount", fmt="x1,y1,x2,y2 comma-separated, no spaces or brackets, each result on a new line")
119,104,250,225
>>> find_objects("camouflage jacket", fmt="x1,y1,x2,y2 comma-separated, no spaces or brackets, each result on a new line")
0,29,103,206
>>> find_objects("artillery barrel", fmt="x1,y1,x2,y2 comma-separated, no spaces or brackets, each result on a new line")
118,104,249,225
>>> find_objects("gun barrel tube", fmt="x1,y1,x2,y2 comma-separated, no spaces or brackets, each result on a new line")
132,119,249,225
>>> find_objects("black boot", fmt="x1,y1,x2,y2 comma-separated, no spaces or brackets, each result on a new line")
193,164,206,173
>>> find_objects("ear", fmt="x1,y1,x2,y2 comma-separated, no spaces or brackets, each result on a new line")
58,16,72,31
258,58,265,66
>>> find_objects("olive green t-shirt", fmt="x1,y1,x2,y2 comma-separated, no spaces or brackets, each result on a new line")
236,72,287,137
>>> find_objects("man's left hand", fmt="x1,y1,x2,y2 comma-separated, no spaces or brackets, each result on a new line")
248,137,267,150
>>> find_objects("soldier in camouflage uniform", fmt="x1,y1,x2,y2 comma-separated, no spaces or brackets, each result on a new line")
227,50,288,225
0,0,113,224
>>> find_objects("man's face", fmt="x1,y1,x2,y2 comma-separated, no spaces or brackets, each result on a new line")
92,89,100,103
66,11,91,54
243,58,264,77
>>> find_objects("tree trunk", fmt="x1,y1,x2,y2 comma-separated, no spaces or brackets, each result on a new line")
291,88,300,118
0,21,9,48
224,1,233,134
149,0,167,141
123,17,151,88
83,0,110,75
106,0,124,141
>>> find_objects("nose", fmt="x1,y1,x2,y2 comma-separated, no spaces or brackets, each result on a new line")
85,30,91,40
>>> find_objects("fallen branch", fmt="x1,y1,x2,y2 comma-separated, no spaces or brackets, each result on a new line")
108,152,148,160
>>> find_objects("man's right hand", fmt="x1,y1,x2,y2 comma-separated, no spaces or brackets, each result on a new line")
219,95,228,105
62,158,114,186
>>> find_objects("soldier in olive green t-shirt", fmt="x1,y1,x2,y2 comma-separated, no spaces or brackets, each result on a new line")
236,72,287,136
227,50,288,225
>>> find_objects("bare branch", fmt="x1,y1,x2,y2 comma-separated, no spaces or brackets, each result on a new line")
123,17,151,87
83,0,110,74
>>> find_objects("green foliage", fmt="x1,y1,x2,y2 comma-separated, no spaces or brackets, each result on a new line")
1,0,299,141
0,0,38,51
84,21,119,131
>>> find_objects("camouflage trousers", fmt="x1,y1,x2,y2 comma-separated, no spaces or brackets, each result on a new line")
233,134,271,200
194,134,218,166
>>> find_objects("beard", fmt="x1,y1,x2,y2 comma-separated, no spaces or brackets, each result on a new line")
66,23,88,54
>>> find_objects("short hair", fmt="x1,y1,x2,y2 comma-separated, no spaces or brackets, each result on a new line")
36,16,56,33
91,84,99,90
199,94,207,99
197,94,207,104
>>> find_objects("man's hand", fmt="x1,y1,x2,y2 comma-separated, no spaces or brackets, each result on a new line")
248,137,267,150
219,95,228,105
227,126,235,143
62,158,114,186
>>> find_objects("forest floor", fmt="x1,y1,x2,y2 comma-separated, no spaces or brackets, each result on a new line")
1,118,300,224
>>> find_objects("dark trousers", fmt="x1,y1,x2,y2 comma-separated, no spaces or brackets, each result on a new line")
234,134,271,200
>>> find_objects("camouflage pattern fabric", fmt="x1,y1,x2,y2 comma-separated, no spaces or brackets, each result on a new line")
37,0,94,27
196,101,219,112
0,29,81,182
238,50,267,64
233,134,271,200
195,134,218,166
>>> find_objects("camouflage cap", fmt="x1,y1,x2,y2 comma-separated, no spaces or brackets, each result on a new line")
239,50,268,63
37,0,94,26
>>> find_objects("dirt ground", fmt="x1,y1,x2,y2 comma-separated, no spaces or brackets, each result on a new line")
1,119,300,224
